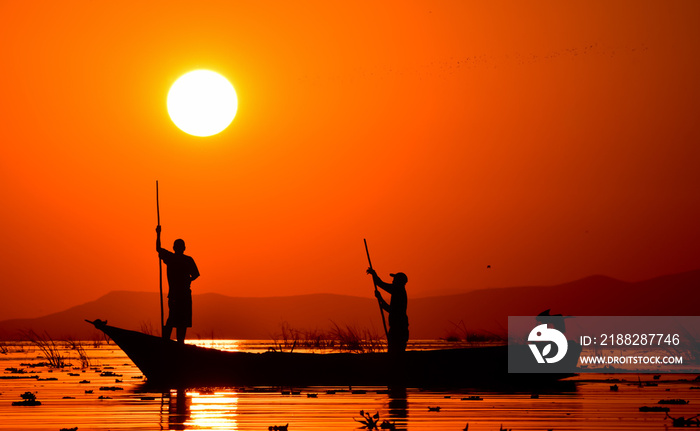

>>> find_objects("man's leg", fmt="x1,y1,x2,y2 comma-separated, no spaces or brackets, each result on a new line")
387,329,408,354
387,331,397,354
162,324,173,340
176,327,187,344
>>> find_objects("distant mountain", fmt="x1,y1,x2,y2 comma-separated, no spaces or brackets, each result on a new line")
0,269,698,340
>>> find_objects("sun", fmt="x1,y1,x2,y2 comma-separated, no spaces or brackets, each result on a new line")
167,70,238,137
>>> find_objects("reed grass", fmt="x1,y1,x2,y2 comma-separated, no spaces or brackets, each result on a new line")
270,322,299,353
91,337,103,348
65,338,91,368
442,320,505,344
330,322,384,353
20,330,67,368
91,331,111,347
270,322,385,353
139,320,156,336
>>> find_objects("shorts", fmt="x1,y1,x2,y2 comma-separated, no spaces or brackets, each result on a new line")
166,293,192,328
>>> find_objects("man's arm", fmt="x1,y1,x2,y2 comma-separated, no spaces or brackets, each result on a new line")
156,225,162,252
375,278,393,294
372,274,393,293
190,258,200,283
375,290,390,312
155,226,174,263
367,267,393,293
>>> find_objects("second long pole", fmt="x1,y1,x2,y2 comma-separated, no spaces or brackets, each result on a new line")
364,239,388,340
157,181,164,335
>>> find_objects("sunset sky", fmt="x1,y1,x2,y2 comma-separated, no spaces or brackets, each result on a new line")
1,1,699,320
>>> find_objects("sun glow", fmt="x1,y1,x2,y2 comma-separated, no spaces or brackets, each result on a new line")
167,70,238,137
189,391,239,430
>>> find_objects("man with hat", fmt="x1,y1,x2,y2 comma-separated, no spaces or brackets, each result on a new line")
367,268,409,354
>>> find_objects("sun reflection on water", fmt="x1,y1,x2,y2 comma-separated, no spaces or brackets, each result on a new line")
187,339,243,352
170,390,239,430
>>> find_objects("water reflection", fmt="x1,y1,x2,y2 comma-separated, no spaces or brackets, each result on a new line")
168,390,239,430
387,386,408,429
166,389,190,430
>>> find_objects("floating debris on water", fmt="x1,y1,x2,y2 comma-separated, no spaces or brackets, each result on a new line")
99,386,124,391
100,371,122,377
59,427,78,431
241,387,276,393
79,380,90,384
0,375,39,380
665,412,700,427
20,362,52,368
610,384,619,391
428,406,441,412
659,399,689,405
12,392,41,406
461,396,483,401
354,410,396,430
639,406,670,412
268,424,288,430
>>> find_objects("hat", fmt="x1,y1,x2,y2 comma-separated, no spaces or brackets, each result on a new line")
390,272,408,285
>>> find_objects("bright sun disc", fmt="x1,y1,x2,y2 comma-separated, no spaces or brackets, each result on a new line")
167,70,238,137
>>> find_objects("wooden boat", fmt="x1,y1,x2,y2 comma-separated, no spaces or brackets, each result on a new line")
87,319,577,388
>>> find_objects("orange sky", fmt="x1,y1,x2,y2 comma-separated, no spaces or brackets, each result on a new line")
1,1,699,320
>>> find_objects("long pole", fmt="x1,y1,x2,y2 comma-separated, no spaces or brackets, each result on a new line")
364,239,388,340
157,181,164,334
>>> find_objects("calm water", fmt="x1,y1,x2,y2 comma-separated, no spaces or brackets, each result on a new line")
1,340,698,430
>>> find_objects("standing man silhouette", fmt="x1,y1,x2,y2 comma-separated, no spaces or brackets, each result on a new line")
366,268,409,354
156,225,200,344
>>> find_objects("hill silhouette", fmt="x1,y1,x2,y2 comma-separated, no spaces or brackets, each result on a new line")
0,269,698,340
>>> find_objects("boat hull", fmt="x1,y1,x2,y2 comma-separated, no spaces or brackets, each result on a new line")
88,320,574,389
